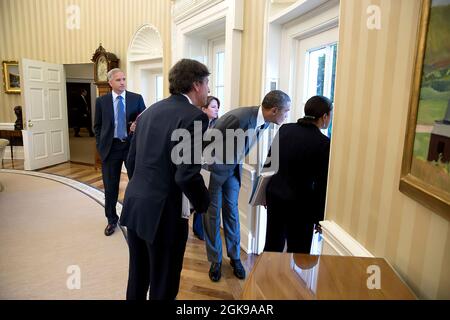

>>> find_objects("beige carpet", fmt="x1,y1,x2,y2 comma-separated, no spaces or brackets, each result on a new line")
0,172,128,299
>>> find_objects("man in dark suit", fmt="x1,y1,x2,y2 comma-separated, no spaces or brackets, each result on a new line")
74,88,94,137
203,90,291,282
119,59,211,300
94,68,145,236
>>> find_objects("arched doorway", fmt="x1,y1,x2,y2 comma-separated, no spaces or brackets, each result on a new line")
127,24,164,107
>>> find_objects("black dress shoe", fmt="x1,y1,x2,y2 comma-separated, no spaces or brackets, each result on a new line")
104,223,116,236
230,259,246,279
209,262,222,282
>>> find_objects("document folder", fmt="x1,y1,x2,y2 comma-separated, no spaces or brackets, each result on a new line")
249,171,275,206
182,168,211,219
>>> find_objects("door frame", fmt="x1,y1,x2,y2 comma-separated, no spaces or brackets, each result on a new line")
254,0,340,254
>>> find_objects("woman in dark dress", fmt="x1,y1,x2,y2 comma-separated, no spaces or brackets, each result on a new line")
264,95,333,253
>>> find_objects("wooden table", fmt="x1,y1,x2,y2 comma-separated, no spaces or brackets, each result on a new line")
0,129,23,168
241,252,416,300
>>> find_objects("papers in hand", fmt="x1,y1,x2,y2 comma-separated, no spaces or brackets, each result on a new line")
181,193,191,219
200,168,211,187
181,169,211,219
249,171,275,206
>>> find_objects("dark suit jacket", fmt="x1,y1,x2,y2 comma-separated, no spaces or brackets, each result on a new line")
206,106,260,184
73,95,90,126
266,121,330,224
94,91,146,162
119,94,210,244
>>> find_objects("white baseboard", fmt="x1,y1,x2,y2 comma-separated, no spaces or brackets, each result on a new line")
2,146,24,160
320,220,373,257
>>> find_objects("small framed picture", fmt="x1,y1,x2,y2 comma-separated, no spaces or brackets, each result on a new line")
2,61,20,94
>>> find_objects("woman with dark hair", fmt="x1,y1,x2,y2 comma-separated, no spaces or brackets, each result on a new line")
193,96,220,240
201,96,220,128
264,95,333,253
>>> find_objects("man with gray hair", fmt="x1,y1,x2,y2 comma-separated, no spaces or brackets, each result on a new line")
94,68,145,236
203,90,291,282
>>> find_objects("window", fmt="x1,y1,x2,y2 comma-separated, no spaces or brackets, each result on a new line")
155,75,163,102
208,36,225,115
304,43,337,103
215,50,225,106
304,43,337,137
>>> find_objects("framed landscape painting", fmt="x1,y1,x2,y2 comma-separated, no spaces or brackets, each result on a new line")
400,0,450,218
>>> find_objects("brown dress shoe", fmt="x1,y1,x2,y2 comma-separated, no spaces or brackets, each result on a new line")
104,223,116,236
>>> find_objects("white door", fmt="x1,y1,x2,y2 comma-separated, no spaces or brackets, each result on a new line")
20,58,70,170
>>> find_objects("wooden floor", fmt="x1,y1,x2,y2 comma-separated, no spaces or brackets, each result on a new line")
1,160,258,300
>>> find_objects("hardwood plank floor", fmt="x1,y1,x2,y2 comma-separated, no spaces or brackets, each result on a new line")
1,160,258,300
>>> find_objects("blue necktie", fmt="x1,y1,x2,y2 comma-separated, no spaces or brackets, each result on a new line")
256,122,269,140
117,96,127,140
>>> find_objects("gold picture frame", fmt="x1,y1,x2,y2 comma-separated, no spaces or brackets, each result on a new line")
2,60,20,94
400,0,450,219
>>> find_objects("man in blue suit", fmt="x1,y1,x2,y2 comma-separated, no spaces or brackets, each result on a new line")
94,68,145,236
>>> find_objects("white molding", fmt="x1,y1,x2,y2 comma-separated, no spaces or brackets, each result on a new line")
172,0,242,113
270,0,331,25
127,24,164,94
173,0,224,24
128,24,163,61
128,55,163,63
291,16,339,40
320,220,374,257
0,123,15,130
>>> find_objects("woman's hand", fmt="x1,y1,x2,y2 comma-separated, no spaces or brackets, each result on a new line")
314,223,322,234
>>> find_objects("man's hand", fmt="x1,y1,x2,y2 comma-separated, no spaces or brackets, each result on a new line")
130,121,137,133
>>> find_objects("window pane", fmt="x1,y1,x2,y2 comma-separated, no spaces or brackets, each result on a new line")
330,43,337,103
156,75,163,102
216,86,224,107
305,47,326,100
304,44,337,138
216,51,225,86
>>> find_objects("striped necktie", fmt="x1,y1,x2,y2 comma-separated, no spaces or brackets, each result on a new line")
117,96,127,140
